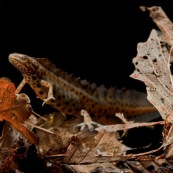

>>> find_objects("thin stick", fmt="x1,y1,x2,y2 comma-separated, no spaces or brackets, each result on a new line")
32,110,48,121
25,121,55,135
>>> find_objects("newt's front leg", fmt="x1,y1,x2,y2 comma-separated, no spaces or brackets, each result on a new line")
40,80,55,105
15,79,26,94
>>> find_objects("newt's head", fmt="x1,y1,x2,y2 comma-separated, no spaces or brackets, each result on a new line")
9,53,39,74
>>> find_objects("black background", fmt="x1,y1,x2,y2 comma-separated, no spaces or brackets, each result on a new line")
0,0,173,112
1,1,173,87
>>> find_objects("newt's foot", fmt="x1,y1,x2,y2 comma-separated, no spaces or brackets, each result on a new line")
76,109,102,131
42,96,55,106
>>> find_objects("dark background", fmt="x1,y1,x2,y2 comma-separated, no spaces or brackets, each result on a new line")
0,0,173,111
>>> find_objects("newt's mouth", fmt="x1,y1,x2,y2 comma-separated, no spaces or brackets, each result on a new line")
9,53,33,74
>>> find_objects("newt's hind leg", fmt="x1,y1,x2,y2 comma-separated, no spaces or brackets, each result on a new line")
76,109,102,131
40,80,55,106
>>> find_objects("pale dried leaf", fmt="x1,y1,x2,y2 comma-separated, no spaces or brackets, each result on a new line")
96,121,164,133
141,6,173,45
131,7,173,161
141,6,173,63
131,29,173,121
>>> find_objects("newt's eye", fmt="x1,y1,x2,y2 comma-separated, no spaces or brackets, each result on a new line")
21,56,28,61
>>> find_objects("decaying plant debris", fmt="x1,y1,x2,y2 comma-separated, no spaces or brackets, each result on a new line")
1,5,173,173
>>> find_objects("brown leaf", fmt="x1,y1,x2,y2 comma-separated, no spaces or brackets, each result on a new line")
63,128,127,164
35,112,78,155
0,77,17,113
0,77,38,144
12,93,32,122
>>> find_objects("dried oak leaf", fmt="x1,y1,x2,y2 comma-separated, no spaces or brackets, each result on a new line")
63,128,128,164
0,77,38,144
130,29,173,122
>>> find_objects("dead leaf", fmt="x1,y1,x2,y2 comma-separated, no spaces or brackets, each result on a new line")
0,77,38,144
130,6,173,163
63,163,127,173
63,128,128,164
140,6,173,45
96,121,164,133
35,112,79,155
12,93,32,122
131,29,173,122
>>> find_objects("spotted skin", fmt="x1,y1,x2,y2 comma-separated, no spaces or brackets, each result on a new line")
9,53,156,118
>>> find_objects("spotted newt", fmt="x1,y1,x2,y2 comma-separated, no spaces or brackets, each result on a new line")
8,53,156,120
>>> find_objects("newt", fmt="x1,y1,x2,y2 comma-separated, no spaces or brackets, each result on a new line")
8,53,157,120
